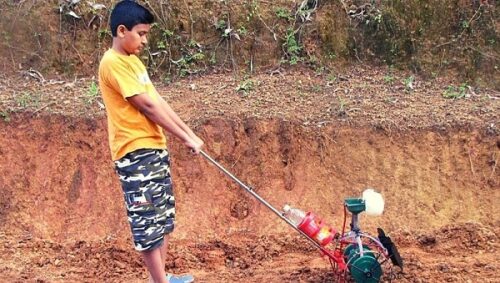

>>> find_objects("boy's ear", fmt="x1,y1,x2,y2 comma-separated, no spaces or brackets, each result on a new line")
116,25,128,38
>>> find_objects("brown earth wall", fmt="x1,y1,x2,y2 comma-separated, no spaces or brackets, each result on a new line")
0,114,498,244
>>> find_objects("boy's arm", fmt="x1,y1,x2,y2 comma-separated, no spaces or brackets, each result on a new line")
158,96,204,146
127,93,203,153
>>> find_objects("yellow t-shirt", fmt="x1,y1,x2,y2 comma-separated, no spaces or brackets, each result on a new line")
98,49,166,160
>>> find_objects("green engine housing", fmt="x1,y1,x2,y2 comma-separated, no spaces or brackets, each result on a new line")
344,244,382,283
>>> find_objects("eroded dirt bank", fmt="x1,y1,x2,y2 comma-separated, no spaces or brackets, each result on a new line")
0,114,498,282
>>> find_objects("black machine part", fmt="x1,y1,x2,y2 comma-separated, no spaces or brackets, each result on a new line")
377,228,403,271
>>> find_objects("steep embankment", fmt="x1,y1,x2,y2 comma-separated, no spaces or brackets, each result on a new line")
1,114,498,242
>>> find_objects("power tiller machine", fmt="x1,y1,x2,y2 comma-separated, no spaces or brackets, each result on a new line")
201,151,403,282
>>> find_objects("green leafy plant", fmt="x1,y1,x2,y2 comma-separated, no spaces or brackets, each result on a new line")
98,29,110,40
156,40,167,50
162,75,172,84
442,84,469,99
403,75,415,92
275,7,293,21
150,23,173,51
176,53,206,77
327,74,337,83
171,40,206,77
235,79,255,95
215,19,228,37
84,81,100,104
245,0,259,22
283,28,302,65
15,92,40,109
327,51,337,60
162,29,174,38
337,95,349,117
461,20,470,31
384,75,395,84
374,13,383,24
237,26,248,36
314,65,325,75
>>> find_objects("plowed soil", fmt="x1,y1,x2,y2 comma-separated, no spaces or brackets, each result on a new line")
0,66,499,282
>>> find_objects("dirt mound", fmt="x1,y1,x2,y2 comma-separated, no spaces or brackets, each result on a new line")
415,222,499,252
0,223,498,282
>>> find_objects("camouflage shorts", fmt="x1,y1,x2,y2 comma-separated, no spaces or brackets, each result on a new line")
115,148,175,251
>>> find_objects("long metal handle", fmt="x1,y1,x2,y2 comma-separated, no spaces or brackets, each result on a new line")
199,150,332,253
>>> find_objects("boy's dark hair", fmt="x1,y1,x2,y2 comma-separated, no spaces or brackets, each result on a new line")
110,0,155,37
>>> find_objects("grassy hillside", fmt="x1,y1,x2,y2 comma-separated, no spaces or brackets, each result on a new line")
0,0,497,87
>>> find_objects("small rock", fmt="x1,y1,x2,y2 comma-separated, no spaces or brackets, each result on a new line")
115,261,126,269
417,234,436,246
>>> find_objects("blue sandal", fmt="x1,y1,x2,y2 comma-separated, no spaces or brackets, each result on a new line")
166,273,194,283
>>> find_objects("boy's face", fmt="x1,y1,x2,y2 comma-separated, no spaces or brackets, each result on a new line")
117,23,151,55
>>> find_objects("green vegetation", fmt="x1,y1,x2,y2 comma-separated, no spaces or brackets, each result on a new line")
311,85,322,93
384,75,395,85
283,28,302,65
326,74,337,83
403,76,415,92
84,81,100,105
275,7,293,21
337,95,348,117
15,92,40,109
235,79,256,96
442,84,469,99
2,0,493,88
98,29,110,41
174,41,206,77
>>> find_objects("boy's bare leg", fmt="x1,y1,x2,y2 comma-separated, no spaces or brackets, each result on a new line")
143,244,168,283
160,236,168,268
147,236,169,283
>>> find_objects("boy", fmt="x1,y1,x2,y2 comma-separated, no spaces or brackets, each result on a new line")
98,1,203,282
